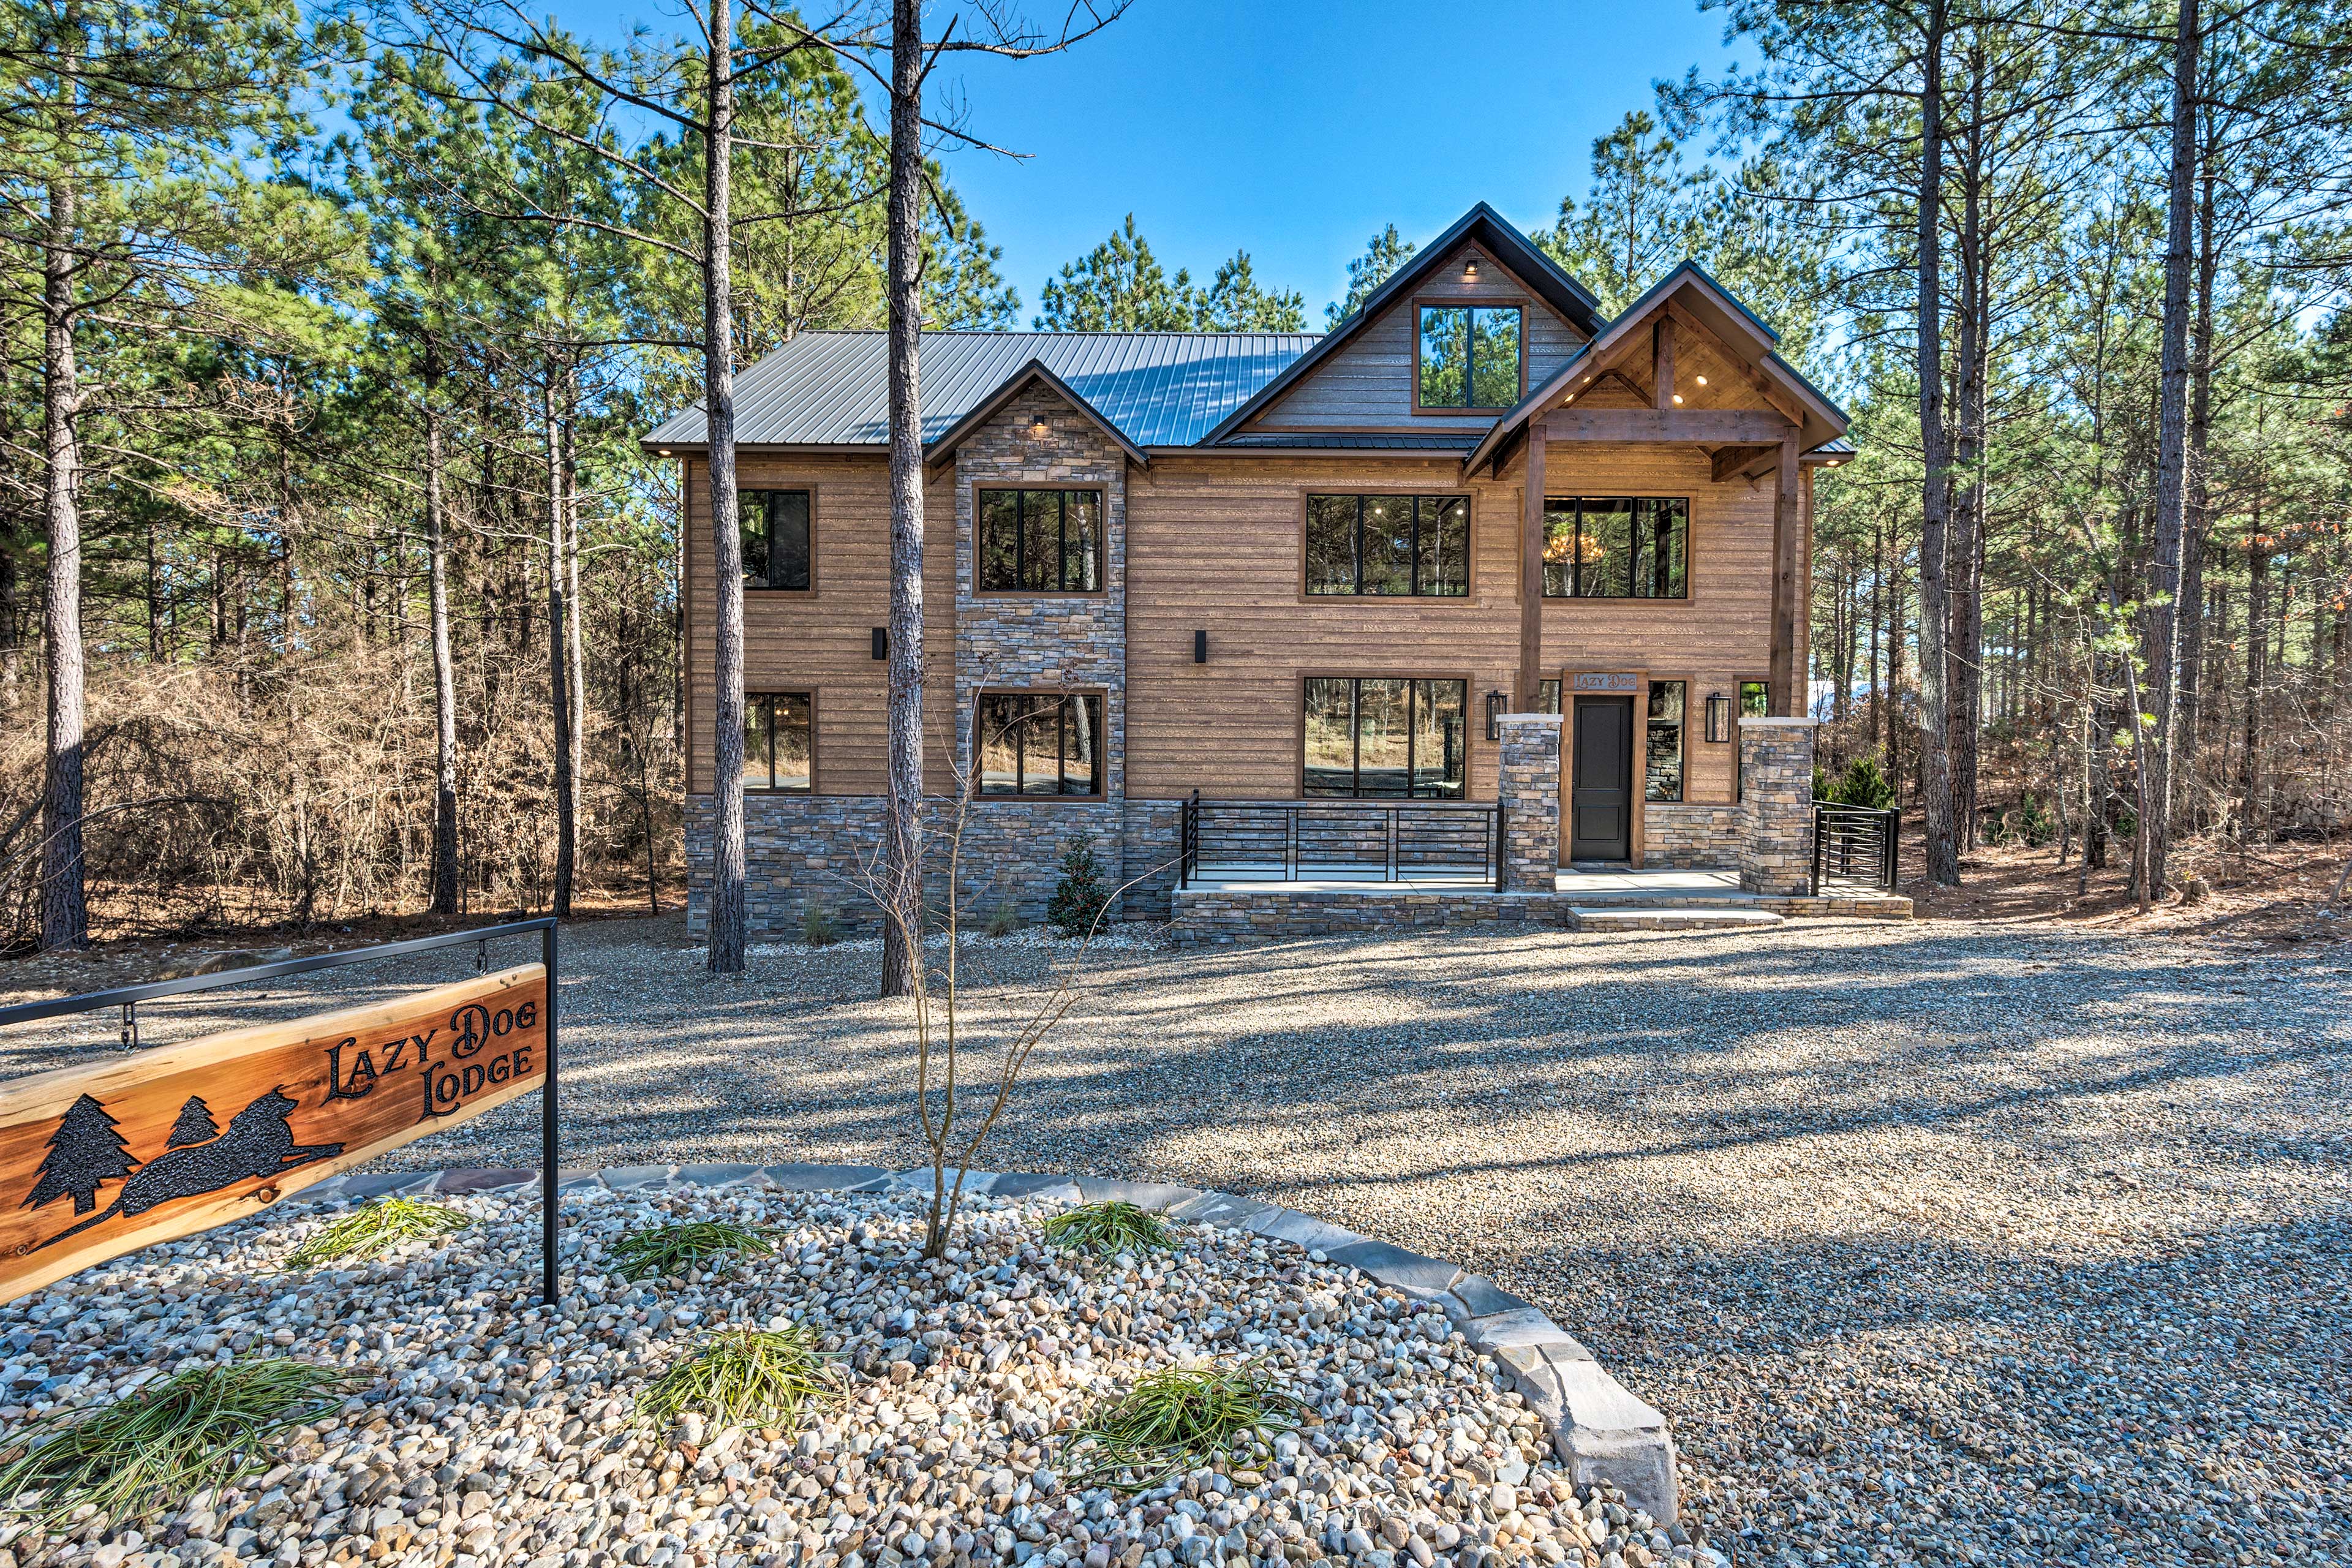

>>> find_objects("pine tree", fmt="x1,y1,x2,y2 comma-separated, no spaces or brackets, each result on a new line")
27,1095,137,1215
167,1096,220,1148
1326,225,1417,327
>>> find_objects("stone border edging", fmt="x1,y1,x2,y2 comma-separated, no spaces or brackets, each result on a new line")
285,1161,1680,1525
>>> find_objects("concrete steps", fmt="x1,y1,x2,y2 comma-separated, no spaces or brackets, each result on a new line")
1569,906,1787,932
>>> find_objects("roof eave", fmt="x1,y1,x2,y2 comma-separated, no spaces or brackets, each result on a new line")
921,358,1150,472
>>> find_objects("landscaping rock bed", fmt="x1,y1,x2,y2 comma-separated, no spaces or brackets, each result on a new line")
0,1180,1708,1568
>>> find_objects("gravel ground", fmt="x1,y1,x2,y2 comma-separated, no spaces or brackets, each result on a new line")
0,1183,1681,1568
4,915,2347,1567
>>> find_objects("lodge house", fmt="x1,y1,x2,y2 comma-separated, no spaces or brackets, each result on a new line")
644,204,1856,933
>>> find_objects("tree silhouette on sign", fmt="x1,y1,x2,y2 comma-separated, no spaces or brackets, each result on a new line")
25,1095,138,1215
167,1096,219,1148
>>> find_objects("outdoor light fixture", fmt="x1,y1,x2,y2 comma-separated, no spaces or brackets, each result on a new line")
1193,630,1208,664
872,627,888,660
1706,692,1734,743
1464,258,1480,281
1027,415,1051,440
1486,689,1506,741
1694,375,1708,386
1672,394,1684,404
656,448,671,457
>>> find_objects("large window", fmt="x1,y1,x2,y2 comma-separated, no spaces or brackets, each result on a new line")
1542,497,1689,598
742,692,812,792
1417,305,1523,409
741,490,812,591
978,489,1102,593
978,692,1102,796
1305,494,1469,597
1303,677,1467,798
1646,681,1685,802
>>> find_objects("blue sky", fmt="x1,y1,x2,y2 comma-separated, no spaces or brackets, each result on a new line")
560,0,1746,325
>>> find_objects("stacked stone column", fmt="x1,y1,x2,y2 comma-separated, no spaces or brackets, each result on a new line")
1738,717,1818,895
1497,714,1564,892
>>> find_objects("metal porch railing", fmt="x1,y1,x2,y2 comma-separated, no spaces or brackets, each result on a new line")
1178,793,1504,891
1813,802,1899,893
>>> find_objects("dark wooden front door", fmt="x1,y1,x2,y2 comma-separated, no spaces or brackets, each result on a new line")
1569,696,1634,861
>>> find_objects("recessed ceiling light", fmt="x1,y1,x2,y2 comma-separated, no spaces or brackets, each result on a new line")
1695,375,1708,386
1672,394,1684,405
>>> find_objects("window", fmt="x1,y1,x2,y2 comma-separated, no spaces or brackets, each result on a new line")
1417,305,1523,409
740,490,811,591
977,692,1102,796
1539,679,1561,715
1542,497,1689,598
1739,679,1771,717
742,693,812,792
1302,678,1467,798
1305,494,1469,597
1646,681,1685,802
978,489,1102,593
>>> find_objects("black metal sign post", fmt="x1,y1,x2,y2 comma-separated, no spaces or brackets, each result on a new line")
0,918,562,1306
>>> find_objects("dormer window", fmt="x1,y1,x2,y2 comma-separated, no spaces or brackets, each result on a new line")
1417,304,1523,410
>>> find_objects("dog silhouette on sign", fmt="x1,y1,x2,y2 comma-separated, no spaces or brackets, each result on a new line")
29,1087,342,1254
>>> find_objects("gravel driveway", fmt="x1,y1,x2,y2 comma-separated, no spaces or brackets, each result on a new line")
4,915,2346,1567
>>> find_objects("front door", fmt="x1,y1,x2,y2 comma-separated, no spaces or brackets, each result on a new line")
1569,696,1634,861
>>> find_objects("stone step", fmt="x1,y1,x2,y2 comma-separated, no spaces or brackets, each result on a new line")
1569,906,1787,931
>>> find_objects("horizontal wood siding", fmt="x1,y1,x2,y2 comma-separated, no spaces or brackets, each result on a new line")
682,453,959,796
1245,243,1587,433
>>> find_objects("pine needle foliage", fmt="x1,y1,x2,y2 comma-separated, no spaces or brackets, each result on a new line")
636,1327,837,1431
1042,1200,1175,1255
608,1220,776,1282
1075,1362,1305,1488
284,1198,472,1268
0,1358,345,1521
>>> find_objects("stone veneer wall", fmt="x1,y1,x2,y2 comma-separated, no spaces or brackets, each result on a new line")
1496,714,1563,892
1642,804,1742,870
685,794,1178,937
1738,718,1819,896
1171,889,1585,947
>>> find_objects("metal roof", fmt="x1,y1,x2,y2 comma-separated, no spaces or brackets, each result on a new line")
1212,432,1481,451
643,331,1321,451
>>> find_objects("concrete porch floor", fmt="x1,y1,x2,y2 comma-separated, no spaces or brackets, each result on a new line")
1183,865,1757,899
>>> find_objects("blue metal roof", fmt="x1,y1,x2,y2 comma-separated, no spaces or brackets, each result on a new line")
644,331,1321,451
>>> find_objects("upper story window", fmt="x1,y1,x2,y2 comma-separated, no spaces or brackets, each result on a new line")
741,490,811,591
979,488,1102,594
1305,494,1469,597
1542,497,1689,599
978,692,1103,796
1417,304,1523,410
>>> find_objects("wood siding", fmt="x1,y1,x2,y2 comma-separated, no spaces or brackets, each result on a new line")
1242,243,1587,434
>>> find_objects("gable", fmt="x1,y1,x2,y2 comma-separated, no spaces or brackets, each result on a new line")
1235,241,1591,436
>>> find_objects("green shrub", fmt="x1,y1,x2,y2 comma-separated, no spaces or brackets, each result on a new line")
801,899,843,947
1819,756,1896,810
1074,1361,1305,1488
984,899,1019,938
284,1198,470,1268
1044,1200,1175,1254
637,1326,836,1431
0,1358,345,1521
1046,834,1110,938
2015,793,2056,848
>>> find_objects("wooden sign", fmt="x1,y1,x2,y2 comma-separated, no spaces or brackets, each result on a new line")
0,965,546,1302
1571,672,1641,693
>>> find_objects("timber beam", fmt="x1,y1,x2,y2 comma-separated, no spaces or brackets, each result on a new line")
1709,443,1779,483
1545,409,1795,444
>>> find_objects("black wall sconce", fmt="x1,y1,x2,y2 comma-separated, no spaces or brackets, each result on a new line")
1193,630,1208,664
872,627,888,660
1485,689,1506,741
1706,692,1734,742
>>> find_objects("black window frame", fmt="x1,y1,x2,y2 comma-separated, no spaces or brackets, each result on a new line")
739,489,813,592
976,691,1106,797
1304,494,1471,597
1415,304,1525,411
976,488,1105,595
1646,680,1686,803
1300,677,1469,800
741,690,813,793
1540,496,1691,600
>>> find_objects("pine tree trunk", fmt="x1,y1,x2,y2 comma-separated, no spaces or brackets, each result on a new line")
0,525,20,712
1947,51,1986,857
544,370,575,919
878,0,927,1001
2243,525,2265,842
704,0,748,973
1914,0,1959,886
40,171,88,952
426,360,461,916
2143,0,2202,897
2177,145,2217,839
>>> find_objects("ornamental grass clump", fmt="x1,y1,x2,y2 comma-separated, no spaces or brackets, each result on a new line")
1043,1200,1175,1255
283,1197,471,1268
637,1326,837,1433
608,1219,776,1282
0,1357,344,1522
1074,1361,1306,1488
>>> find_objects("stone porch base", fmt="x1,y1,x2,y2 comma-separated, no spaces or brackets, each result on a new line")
1170,881,1911,947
